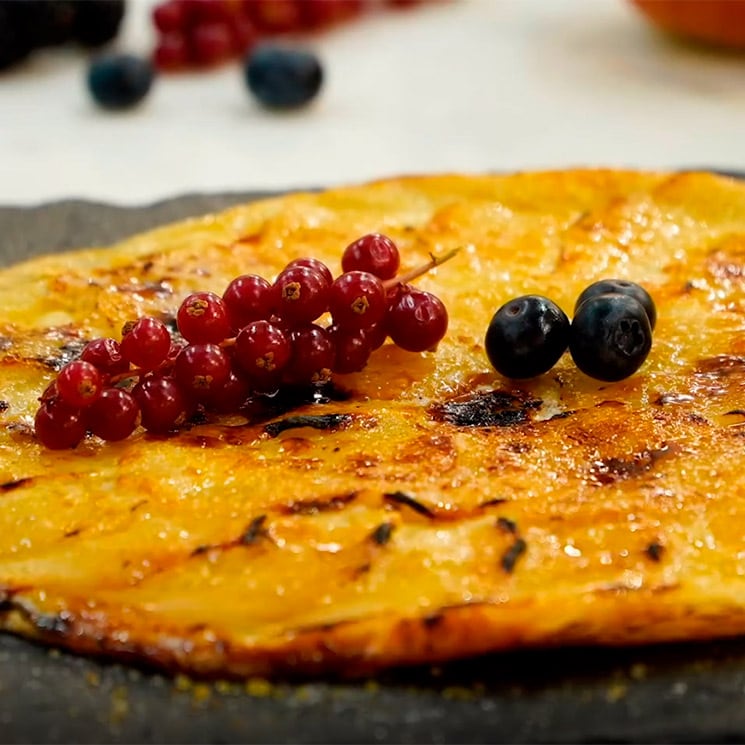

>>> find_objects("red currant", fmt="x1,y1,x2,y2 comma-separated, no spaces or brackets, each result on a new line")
183,0,234,24
365,320,387,351
132,375,189,433
174,343,231,399
328,326,371,374
154,33,190,70
203,367,252,413
39,379,60,405
341,233,400,279
301,0,364,29
57,360,104,408
80,337,129,377
231,14,257,54
234,320,291,386
285,257,333,286
34,400,87,450
329,270,386,330
283,324,335,385
120,317,171,371
272,266,330,327
177,291,231,344
86,388,140,441
222,274,273,332
153,0,188,32
387,288,448,352
190,22,234,66
246,0,304,33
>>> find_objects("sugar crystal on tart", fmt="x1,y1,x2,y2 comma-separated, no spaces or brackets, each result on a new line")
2,170,745,678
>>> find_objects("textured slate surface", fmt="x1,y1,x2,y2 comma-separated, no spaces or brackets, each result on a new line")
2,193,745,744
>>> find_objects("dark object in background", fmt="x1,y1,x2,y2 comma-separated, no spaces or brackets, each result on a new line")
73,0,126,47
0,0,125,72
87,53,154,110
32,1,78,47
0,1,35,70
245,45,323,109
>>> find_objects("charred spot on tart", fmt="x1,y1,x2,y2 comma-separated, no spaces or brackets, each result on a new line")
423,613,444,629
0,477,33,492
589,444,677,485
263,413,353,438
281,491,357,516
369,521,395,546
496,516,518,535
35,336,90,372
479,497,509,508
115,280,173,297
430,389,541,428
500,538,527,574
240,382,352,428
383,490,435,518
695,355,745,377
645,541,665,562
239,515,268,545
654,393,695,406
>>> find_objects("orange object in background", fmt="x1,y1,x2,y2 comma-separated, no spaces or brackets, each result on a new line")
631,0,745,49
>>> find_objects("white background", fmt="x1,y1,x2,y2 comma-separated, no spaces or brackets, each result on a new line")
2,0,745,205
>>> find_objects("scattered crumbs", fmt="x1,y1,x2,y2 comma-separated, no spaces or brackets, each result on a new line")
110,686,130,723
85,670,101,688
671,681,688,697
294,685,312,702
215,680,237,696
691,659,712,674
48,648,61,659
191,683,212,704
605,682,628,703
245,677,273,698
442,686,474,701
127,669,141,683
174,674,192,692
364,679,380,694
629,663,648,681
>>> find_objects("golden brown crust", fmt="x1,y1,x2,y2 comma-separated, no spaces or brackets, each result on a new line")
2,169,745,678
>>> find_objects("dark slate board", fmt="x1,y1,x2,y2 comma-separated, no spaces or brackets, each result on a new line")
2,192,745,744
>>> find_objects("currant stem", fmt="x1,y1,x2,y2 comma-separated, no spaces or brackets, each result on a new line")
109,368,147,385
382,247,460,290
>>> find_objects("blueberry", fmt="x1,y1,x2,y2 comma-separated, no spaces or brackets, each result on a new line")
569,293,652,382
87,54,154,111
575,278,656,330
245,46,323,110
485,295,570,379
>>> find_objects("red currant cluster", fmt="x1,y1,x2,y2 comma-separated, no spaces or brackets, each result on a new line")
34,233,453,450
152,0,431,72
